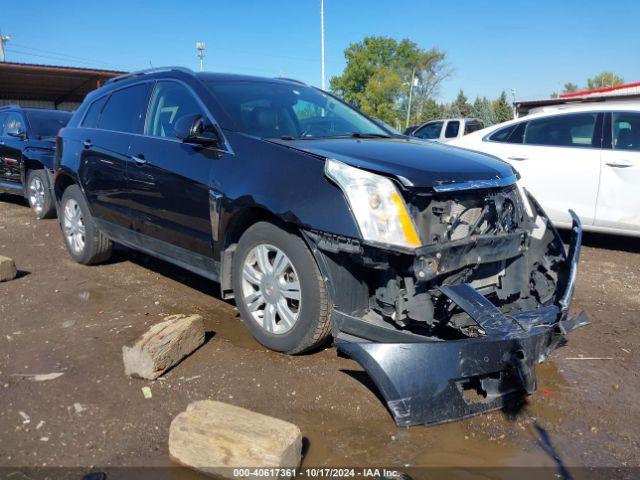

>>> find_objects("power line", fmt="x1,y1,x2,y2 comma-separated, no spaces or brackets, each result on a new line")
8,42,127,69
5,47,130,71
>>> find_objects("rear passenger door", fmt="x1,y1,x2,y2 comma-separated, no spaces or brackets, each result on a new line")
481,113,603,227
128,80,220,257
596,112,640,232
79,83,151,228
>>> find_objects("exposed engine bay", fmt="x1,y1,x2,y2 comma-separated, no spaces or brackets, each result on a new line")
308,184,567,339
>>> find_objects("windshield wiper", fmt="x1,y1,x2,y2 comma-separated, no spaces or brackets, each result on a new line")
348,132,392,139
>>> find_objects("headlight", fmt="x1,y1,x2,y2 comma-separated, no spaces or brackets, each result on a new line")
325,158,421,248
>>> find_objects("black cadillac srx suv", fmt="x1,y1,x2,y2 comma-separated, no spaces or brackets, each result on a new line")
0,105,71,218
54,67,587,426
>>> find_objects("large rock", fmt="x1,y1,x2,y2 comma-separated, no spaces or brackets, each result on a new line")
169,400,302,479
122,314,205,380
0,256,17,282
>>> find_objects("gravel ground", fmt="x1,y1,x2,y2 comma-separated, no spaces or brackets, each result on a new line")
0,196,638,477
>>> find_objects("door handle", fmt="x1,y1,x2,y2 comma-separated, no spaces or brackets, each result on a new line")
131,155,147,166
606,161,633,168
507,155,528,161
83,140,92,149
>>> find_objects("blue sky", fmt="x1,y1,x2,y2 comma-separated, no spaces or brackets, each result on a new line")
3,0,639,102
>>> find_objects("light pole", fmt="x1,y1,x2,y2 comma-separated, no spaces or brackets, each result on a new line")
0,30,11,63
196,42,206,72
320,0,326,90
405,68,418,129
511,87,517,118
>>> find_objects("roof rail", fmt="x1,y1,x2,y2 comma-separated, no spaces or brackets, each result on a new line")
105,66,194,85
275,77,307,85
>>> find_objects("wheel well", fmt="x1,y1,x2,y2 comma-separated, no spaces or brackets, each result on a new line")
219,207,294,299
24,159,44,175
222,207,284,249
54,173,76,203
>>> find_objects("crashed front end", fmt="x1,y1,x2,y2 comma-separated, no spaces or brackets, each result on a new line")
307,162,588,426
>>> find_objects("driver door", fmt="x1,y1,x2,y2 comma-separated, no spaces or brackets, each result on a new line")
128,80,222,257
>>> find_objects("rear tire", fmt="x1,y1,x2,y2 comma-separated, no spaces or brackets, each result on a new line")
26,170,55,219
60,185,112,265
232,221,331,354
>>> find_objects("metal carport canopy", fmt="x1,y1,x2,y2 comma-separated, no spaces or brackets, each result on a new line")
0,62,124,106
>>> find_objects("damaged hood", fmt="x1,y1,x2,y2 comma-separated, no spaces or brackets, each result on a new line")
270,137,516,189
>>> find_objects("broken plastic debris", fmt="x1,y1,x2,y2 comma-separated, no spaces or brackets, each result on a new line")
142,386,152,399
73,402,87,414
18,411,30,424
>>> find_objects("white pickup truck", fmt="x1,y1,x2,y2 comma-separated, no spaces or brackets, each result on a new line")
406,118,484,142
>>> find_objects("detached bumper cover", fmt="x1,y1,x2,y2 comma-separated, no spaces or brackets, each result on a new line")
336,211,588,426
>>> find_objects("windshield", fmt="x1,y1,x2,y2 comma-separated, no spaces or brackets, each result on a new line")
25,110,72,138
206,81,388,139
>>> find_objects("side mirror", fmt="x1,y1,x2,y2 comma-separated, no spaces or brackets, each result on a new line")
6,125,27,140
173,114,220,147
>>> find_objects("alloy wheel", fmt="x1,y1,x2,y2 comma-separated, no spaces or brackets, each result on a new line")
241,244,301,334
28,176,46,214
63,199,86,254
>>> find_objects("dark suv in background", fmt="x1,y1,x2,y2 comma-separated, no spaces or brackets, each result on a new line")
54,67,586,426
0,105,72,218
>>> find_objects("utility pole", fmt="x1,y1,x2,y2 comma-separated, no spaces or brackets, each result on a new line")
0,30,11,62
196,42,206,72
511,87,517,118
320,0,326,90
406,68,417,129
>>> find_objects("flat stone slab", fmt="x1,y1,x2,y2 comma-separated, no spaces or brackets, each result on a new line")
122,314,205,380
0,256,17,282
169,400,302,479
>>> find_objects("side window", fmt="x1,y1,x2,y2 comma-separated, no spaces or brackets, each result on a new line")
612,112,640,151
98,83,151,134
524,113,597,148
4,113,25,135
414,121,443,139
145,81,205,138
464,121,483,135
81,96,108,129
444,120,460,138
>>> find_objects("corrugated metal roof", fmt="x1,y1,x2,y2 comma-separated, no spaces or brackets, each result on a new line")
0,61,125,105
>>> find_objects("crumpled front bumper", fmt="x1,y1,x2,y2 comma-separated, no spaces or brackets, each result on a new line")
336,211,588,426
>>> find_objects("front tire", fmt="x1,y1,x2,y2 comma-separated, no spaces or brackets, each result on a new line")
26,170,55,219
60,185,112,265
232,221,331,354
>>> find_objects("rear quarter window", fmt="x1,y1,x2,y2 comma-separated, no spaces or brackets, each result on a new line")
81,96,108,129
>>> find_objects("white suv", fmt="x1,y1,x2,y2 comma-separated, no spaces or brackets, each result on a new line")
449,102,640,237
408,118,484,142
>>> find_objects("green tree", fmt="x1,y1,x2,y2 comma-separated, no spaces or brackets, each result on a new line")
493,91,513,123
330,36,451,126
419,98,443,123
563,82,580,93
471,96,497,126
452,89,472,117
587,72,624,89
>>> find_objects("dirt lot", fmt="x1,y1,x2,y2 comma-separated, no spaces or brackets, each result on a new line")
1,196,639,477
